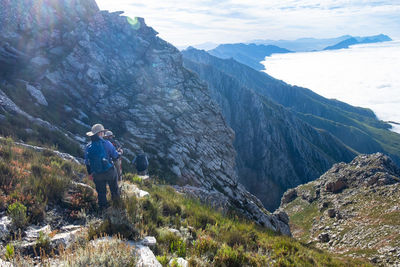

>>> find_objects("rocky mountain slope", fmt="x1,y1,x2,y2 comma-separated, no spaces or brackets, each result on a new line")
182,48,356,211
0,139,370,266
182,47,400,210
0,0,289,233
279,153,400,266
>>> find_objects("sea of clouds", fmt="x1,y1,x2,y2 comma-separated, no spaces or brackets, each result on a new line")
262,40,400,133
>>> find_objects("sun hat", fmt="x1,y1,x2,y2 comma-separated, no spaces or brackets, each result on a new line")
86,124,106,136
104,130,114,137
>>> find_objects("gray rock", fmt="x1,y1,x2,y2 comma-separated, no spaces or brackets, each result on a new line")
140,236,157,247
318,233,330,243
0,259,12,267
169,257,188,267
26,84,48,106
135,245,162,267
120,182,150,198
31,56,50,67
327,209,336,218
281,189,297,205
25,225,52,241
0,216,12,240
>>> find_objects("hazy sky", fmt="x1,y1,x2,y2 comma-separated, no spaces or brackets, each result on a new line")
96,0,400,47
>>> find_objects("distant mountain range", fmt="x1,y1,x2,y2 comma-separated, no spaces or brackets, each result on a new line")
323,34,392,50
206,34,392,71
250,36,352,52
207,43,291,71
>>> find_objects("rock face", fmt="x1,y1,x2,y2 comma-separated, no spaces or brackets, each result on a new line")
182,48,356,210
182,48,400,166
280,153,400,265
0,0,289,233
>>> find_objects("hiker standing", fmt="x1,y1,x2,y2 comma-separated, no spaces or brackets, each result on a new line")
132,151,149,176
85,124,120,209
104,130,123,181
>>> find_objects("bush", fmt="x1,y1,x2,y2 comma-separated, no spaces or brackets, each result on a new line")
214,244,247,267
57,237,136,266
0,161,15,189
170,239,186,257
156,254,169,266
5,243,14,261
7,201,28,229
89,208,139,240
194,235,218,259
161,201,181,217
30,165,70,204
35,231,51,253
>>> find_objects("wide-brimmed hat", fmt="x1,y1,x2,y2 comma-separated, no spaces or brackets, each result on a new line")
86,124,106,137
104,130,114,137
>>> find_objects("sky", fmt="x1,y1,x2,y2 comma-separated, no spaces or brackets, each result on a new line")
262,41,400,133
95,0,400,47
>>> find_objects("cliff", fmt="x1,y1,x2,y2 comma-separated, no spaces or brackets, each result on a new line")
0,0,289,233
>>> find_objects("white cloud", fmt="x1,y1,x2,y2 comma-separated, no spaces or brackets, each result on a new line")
261,41,400,133
96,0,400,46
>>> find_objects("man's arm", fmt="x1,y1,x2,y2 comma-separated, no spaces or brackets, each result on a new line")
104,140,120,160
84,145,92,174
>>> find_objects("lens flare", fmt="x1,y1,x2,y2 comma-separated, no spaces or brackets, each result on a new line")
127,17,140,30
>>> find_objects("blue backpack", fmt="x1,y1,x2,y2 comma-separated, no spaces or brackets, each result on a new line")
87,140,113,174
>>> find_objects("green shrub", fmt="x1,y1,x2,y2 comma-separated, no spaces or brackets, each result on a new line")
156,254,169,266
0,145,12,161
194,235,218,259
35,231,51,253
30,168,70,204
214,244,247,267
7,201,28,229
141,198,159,225
90,208,138,240
170,239,186,257
28,201,46,224
5,243,14,261
61,161,73,176
31,164,45,177
0,161,15,189
189,212,216,230
162,201,181,217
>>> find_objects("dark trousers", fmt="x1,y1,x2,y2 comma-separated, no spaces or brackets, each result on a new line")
93,167,119,208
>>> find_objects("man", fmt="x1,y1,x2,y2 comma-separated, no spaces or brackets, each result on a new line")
104,130,123,181
85,124,120,209
132,150,149,176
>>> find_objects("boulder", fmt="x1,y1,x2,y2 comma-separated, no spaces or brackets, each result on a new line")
318,233,330,243
327,209,336,218
169,257,188,267
325,178,347,193
0,216,12,240
281,189,297,205
135,245,162,267
140,236,157,247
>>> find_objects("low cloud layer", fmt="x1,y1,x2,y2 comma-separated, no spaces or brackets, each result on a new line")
262,41,400,133
96,0,400,46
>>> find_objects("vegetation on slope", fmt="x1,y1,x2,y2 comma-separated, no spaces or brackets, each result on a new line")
0,137,371,266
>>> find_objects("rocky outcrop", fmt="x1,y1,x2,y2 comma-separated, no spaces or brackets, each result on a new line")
280,153,400,265
0,0,289,233
183,48,356,211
